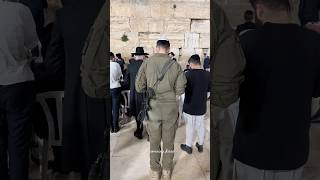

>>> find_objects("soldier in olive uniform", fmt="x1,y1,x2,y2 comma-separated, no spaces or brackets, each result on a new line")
211,2,246,180
135,39,187,180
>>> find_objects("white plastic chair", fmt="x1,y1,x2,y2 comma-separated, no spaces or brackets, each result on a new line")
36,91,64,180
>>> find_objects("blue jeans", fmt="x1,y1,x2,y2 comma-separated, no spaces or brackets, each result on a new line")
111,88,121,129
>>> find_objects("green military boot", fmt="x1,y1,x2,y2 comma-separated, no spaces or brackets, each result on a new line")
150,170,161,180
162,170,171,180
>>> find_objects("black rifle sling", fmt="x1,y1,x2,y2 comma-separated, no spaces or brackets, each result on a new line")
152,60,175,89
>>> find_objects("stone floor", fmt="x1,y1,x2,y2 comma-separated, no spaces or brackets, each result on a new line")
29,162,81,180
28,103,320,180
302,123,320,180
110,110,210,180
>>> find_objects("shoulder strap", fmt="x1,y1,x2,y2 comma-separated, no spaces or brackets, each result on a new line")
151,60,175,88
158,60,175,81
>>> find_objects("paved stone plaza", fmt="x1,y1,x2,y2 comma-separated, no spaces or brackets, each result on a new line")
302,123,320,180
110,102,210,180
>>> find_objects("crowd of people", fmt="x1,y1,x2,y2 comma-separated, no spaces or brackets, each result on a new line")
0,0,107,179
110,40,210,179
212,0,320,180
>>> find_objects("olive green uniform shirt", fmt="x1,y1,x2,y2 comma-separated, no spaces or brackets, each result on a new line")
135,53,187,121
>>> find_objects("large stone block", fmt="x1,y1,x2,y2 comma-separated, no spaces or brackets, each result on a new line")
184,33,200,48
147,32,185,41
131,0,152,18
150,1,175,18
130,18,150,32
110,1,132,17
110,17,131,32
164,18,191,33
199,33,210,48
138,32,159,48
149,20,165,33
139,39,157,48
173,2,210,19
141,33,184,48
110,32,139,51
180,47,197,59
130,18,165,33
191,19,210,33
170,40,185,49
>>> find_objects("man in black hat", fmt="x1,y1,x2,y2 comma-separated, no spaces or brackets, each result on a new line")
124,47,149,139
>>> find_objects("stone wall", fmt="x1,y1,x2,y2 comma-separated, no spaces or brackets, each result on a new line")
110,0,210,63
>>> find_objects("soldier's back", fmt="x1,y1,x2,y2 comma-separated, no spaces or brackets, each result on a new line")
145,53,184,103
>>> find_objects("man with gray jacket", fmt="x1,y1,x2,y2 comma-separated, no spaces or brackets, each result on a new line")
211,1,246,180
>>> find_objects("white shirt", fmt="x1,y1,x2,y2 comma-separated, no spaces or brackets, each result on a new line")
110,61,122,89
0,2,39,85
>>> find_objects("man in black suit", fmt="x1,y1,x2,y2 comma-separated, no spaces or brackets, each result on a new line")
54,0,106,179
124,47,149,139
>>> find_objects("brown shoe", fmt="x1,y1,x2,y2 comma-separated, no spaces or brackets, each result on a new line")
162,170,171,180
150,170,161,180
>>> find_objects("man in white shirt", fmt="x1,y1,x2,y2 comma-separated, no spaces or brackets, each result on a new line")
0,0,39,179
110,52,122,133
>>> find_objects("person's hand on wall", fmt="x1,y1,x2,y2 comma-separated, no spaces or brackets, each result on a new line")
306,22,320,33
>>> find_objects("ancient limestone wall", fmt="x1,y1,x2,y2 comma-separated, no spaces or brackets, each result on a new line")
110,0,210,63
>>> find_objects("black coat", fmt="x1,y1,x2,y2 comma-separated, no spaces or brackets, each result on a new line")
124,60,144,117
55,0,106,173
236,22,257,35
299,0,320,25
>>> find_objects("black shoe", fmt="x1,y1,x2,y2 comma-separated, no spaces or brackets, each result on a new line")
196,142,203,153
110,128,114,133
180,144,192,154
113,126,120,133
134,130,143,139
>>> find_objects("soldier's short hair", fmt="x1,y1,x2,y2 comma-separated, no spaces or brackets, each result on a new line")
249,0,291,12
188,54,201,65
156,40,170,49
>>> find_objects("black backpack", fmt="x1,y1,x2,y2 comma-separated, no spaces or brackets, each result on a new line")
81,3,108,180
80,2,108,98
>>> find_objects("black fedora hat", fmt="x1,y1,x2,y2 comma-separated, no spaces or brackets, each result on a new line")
132,47,149,56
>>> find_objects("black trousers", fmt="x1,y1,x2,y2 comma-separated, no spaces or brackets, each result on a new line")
0,81,35,180
110,88,121,129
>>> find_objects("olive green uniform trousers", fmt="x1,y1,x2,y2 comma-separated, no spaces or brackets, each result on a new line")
147,114,179,172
